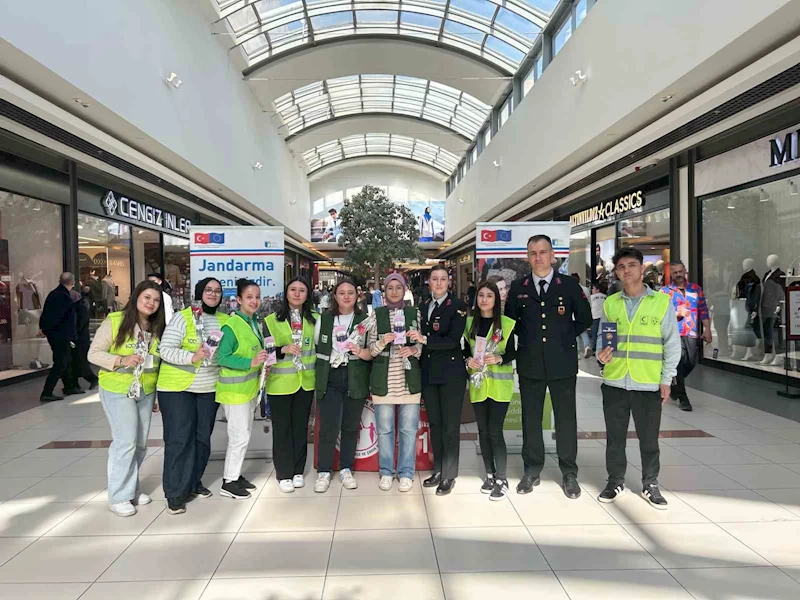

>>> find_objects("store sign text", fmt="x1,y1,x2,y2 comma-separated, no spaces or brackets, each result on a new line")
102,191,190,234
769,130,800,167
570,190,645,228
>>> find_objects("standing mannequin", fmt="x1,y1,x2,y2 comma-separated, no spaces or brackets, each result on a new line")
759,254,785,366
655,260,666,287
731,258,760,360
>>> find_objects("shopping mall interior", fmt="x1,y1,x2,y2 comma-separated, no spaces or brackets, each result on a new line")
2,0,800,598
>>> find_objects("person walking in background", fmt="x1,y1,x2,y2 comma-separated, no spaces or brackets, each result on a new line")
572,273,593,357
157,277,228,515
505,235,592,499
265,277,317,494
215,279,269,500
596,247,680,510
367,273,423,493
411,265,468,496
39,272,78,402
313,279,373,493
660,261,711,411
88,280,165,517
464,281,516,501
588,281,608,357
371,283,384,310
148,273,174,324
64,283,98,393
87,269,103,318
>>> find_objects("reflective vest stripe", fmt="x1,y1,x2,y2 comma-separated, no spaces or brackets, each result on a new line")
264,313,317,395
625,334,663,344
622,351,663,361
486,371,514,381
464,315,516,403
218,370,261,384
316,353,330,361
269,367,298,375
167,363,198,374
215,314,262,405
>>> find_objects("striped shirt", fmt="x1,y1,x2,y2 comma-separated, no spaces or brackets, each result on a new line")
157,311,224,393
367,309,422,405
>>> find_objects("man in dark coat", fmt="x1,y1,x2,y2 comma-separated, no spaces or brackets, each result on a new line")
63,284,98,393
39,273,78,402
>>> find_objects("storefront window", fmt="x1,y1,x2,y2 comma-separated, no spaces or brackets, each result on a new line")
701,177,800,377
568,230,591,287
133,227,161,284
618,207,671,288
78,213,131,325
164,235,190,311
0,192,63,377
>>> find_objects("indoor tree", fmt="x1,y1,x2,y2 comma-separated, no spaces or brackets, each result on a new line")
338,185,425,282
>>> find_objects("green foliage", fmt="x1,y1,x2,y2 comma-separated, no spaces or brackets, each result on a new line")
338,185,425,279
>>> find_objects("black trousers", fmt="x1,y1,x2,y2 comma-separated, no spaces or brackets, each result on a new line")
317,366,365,472
42,338,72,396
64,340,98,390
159,390,219,500
269,389,314,480
672,336,699,399
602,384,662,486
519,375,578,478
472,398,509,479
423,377,466,480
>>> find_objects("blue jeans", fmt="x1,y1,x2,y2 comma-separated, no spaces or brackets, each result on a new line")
375,403,420,479
100,388,155,504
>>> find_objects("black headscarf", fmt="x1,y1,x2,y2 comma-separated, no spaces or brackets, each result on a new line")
194,277,223,314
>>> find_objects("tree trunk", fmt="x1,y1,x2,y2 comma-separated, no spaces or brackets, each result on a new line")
374,263,380,288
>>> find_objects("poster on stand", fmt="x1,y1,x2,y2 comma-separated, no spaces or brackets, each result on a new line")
190,226,284,309
476,222,569,450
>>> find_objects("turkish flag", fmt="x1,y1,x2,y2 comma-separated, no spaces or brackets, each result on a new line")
481,230,496,242
194,232,210,244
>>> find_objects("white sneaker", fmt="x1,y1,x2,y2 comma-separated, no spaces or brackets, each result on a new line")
293,474,305,488
339,468,358,490
110,501,136,517
379,475,394,491
279,479,295,493
398,477,413,492
314,472,332,493
583,347,592,359
133,492,152,506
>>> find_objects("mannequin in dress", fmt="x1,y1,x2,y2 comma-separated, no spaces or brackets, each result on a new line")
759,254,785,366
731,258,761,360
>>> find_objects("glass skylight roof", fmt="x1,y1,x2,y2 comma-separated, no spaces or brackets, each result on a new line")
302,134,460,174
275,74,492,138
216,0,551,73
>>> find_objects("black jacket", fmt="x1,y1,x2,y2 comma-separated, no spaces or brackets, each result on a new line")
40,285,77,342
505,272,592,381
419,292,468,385
74,292,91,345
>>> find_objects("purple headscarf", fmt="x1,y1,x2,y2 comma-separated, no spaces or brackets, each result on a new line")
383,273,407,310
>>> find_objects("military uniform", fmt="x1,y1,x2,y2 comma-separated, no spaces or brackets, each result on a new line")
505,271,592,480
420,292,468,481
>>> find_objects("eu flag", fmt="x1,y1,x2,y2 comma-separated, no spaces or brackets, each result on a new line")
496,230,512,242
209,232,225,244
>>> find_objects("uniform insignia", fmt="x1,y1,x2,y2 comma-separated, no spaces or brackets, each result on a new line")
433,322,440,332
559,297,563,301
445,299,451,307
555,277,561,285
321,334,328,343
558,306,566,315
523,279,529,287
457,309,466,317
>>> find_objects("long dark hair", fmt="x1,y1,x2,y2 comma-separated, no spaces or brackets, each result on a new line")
113,280,166,349
330,278,362,317
468,281,501,340
276,276,316,325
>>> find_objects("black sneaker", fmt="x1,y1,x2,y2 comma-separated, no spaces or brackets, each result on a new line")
194,484,213,499
598,482,627,503
678,397,693,411
237,475,256,490
489,479,509,501
167,498,186,515
40,394,64,402
221,480,251,499
481,474,495,494
62,388,85,396
88,380,99,390
642,484,668,510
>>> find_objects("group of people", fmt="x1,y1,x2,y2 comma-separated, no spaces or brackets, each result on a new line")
37,230,710,517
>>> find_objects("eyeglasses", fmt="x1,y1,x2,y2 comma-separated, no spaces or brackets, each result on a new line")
203,288,223,296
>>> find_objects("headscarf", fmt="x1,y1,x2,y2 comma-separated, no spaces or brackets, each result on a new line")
383,273,407,310
194,277,223,314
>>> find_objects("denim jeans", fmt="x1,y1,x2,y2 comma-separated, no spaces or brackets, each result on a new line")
375,403,420,479
100,388,155,504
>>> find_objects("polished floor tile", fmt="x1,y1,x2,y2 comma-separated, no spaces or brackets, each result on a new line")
676,445,772,465
0,502,82,537
99,533,234,581
655,466,745,491
327,529,437,576
425,491,522,528
241,497,339,532
555,569,694,599
674,489,800,522
46,501,164,536
720,522,800,566
0,478,44,502
755,488,800,517
0,583,90,600
511,491,616,526
668,566,800,600
214,531,332,579
432,526,549,573
323,574,444,600
0,537,36,567
337,495,428,530
202,577,324,599
8,476,108,504
714,464,800,489
80,580,209,600
144,498,252,535
0,457,81,478
740,444,800,463
53,456,110,478
441,571,569,600
598,488,710,524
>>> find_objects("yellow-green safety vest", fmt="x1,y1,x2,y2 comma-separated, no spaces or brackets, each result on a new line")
156,307,230,392
98,311,161,395
602,291,669,385
464,315,516,403
216,313,263,405
264,312,317,395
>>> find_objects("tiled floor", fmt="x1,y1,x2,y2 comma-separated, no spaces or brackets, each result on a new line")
0,371,800,599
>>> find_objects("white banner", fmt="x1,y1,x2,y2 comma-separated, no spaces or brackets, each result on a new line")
190,226,284,301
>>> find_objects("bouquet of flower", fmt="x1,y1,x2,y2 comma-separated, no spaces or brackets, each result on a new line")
127,331,152,399
470,328,504,388
331,312,376,368
191,301,210,366
390,309,412,371
290,309,306,372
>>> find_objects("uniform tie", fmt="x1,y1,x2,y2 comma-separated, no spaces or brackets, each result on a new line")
539,279,547,297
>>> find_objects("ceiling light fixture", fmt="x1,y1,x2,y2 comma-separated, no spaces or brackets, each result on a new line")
458,198,464,204
660,94,675,103
253,161,263,170
727,198,735,210
492,159,501,169
759,188,769,202
165,72,183,88
790,180,799,196
73,98,90,108
569,70,587,87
